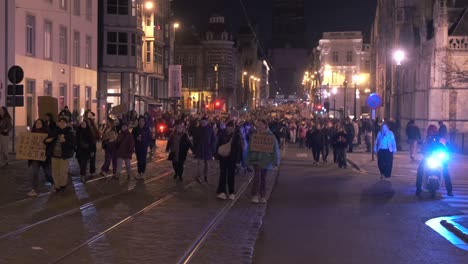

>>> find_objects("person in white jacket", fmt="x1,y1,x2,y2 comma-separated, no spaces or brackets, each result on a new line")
374,123,397,180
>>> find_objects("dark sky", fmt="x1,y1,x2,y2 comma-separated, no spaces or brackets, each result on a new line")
172,0,378,47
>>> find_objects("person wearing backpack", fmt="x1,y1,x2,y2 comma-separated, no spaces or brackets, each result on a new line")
215,121,243,200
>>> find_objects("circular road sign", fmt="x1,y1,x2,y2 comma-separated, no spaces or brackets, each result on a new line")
8,65,24,84
366,93,382,110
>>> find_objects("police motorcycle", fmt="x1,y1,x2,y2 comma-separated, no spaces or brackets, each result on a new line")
422,147,449,198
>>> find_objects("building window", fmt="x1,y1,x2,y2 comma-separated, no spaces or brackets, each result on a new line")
44,20,52,60
73,85,80,111
85,86,91,110
73,31,80,66
187,55,193,65
44,81,53,96
131,0,137,16
59,84,67,110
107,0,128,15
85,36,92,68
26,15,36,56
74,0,80,16
346,51,353,62
146,41,151,63
86,0,92,21
59,0,67,10
188,74,194,88
26,79,36,127
332,51,339,63
146,14,151,26
107,32,128,56
207,78,213,89
364,60,370,71
131,33,136,56
59,26,67,63
207,54,212,63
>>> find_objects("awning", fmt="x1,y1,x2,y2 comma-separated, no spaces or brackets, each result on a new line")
135,95,163,106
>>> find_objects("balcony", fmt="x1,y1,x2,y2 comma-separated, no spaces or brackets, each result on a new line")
449,36,468,50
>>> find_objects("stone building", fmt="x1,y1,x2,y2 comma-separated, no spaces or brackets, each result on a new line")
372,0,468,144
98,0,171,121
175,15,240,111
316,31,371,118
1,0,98,128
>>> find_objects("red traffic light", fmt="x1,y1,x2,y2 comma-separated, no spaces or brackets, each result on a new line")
205,104,210,109
215,101,221,107
316,104,322,110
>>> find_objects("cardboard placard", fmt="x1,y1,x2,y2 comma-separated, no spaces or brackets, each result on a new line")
110,104,128,115
16,132,48,161
38,96,59,121
250,133,276,153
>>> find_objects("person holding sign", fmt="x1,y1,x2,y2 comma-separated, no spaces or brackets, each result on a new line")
0,107,12,167
247,119,280,204
27,119,51,197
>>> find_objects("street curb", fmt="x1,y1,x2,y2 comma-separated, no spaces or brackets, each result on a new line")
440,220,468,243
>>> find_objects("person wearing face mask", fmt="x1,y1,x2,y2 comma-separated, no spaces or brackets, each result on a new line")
166,122,193,181
374,123,397,180
215,121,243,200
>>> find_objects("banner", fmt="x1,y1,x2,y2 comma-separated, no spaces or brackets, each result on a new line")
168,65,182,98
38,96,58,121
16,132,48,161
250,133,276,153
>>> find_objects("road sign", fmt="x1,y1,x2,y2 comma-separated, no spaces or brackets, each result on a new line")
7,84,24,96
6,96,24,107
366,93,382,110
7,65,24,84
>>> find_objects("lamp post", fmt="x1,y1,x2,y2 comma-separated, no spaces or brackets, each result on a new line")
352,75,358,119
343,80,348,118
393,49,405,122
332,87,337,118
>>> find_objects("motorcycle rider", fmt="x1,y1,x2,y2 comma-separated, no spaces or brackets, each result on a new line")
415,125,453,197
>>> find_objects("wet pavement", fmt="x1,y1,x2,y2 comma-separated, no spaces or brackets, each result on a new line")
0,139,281,264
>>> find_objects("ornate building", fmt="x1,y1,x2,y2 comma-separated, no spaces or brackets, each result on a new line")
316,31,371,118
372,0,468,145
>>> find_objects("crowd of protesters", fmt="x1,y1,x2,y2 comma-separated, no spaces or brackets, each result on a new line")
0,101,452,201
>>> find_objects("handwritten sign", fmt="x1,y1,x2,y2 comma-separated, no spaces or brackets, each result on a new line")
250,133,276,153
16,132,48,161
38,96,58,121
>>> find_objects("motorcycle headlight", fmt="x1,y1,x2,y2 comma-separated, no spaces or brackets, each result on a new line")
426,156,442,169
435,151,448,161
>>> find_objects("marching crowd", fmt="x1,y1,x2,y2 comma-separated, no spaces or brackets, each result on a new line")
0,102,455,202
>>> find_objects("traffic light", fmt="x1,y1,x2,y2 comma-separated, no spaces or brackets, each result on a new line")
214,100,222,109
315,104,322,111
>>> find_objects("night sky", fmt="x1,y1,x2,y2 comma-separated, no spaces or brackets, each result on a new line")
172,0,378,47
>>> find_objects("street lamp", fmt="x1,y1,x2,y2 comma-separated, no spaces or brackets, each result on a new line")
393,49,405,150
144,1,154,10
393,50,405,66
352,74,359,119
343,80,348,118
332,87,337,118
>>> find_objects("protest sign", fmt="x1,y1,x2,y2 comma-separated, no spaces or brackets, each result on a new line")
16,132,48,161
250,133,276,153
38,96,58,121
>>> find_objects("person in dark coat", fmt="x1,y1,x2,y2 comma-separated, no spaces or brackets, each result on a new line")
114,123,135,180
344,119,355,153
193,117,216,182
132,116,152,179
100,118,118,176
166,122,193,181
76,121,93,182
44,117,75,192
406,120,421,160
215,121,243,200
333,126,348,169
438,120,448,138
306,124,326,166
84,113,100,177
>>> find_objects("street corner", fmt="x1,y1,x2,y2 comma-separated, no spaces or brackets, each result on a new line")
426,215,468,251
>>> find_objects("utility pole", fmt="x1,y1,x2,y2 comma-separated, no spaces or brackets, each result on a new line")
343,80,348,118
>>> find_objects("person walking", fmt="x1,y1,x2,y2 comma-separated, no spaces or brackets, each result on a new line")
27,119,52,196
114,123,135,180
406,120,421,161
84,113,100,178
0,106,12,167
100,118,118,176
45,117,75,192
132,116,151,179
344,119,355,153
306,124,325,166
216,121,243,200
76,121,93,182
374,123,397,180
193,117,216,183
438,120,448,139
248,119,280,204
298,122,307,148
289,122,297,143
166,122,193,181
333,125,348,169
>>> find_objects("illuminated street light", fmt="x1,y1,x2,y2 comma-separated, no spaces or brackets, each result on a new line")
394,49,405,65
243,71,248,76
144,1,154,10
174,22,180,29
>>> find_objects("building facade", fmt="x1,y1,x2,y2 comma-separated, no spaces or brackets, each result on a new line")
98,0,171,122
317,31,371,118
1,0,98,128
372,0,468,141
176,15,240,112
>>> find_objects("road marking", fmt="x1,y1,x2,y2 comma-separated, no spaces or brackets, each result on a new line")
296,153,308,158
